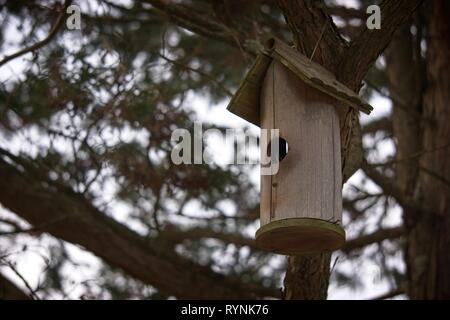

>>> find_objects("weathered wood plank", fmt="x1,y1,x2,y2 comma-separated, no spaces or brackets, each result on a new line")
265,38,373,115
257,60,344,255
260,62,274,226
226,53,272,126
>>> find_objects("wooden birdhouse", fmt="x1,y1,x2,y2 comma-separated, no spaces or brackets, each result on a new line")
227,38,373,255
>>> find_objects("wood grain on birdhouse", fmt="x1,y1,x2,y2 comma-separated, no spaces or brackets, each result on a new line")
257,60,345,255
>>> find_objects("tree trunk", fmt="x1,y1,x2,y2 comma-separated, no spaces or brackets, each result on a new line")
283,254,331,299
384,20,421,298
276,0,423,300
406,0,450,299
385,23,420,195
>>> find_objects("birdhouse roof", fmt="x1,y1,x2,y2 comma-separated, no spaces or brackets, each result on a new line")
227,38,373,127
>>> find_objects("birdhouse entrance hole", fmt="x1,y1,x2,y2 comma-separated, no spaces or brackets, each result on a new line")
267,137,289,163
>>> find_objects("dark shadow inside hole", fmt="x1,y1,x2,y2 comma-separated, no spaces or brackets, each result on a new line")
267,137,289,162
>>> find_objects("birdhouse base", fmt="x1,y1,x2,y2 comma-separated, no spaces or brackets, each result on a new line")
255,218,345,255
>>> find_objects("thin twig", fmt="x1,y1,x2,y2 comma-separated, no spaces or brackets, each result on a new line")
420,166,450,188
341,226,403,253
0,0,72,67
361,159,428,214
365,80,424,121
310,21,327,62
158,53,233,97
0,258,39,300
371,143,450,168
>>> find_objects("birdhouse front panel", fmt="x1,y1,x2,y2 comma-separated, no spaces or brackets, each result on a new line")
257,60,345,255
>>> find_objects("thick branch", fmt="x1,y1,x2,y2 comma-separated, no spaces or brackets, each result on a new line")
0,273,30,300
0,0,72,68
341,226,403,253
361,116,393,135
276,0,348,71
361,161,405,204
142,0,241,50
361,160,426,214
0,156,277,299
162,224,258,250
339,0,424,88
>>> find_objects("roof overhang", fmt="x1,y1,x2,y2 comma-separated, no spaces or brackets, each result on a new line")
227,38,373,127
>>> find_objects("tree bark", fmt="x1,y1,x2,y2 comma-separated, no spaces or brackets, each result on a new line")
283,254,331,300
406,0,450,299
385,23,421,195
0,273,30,300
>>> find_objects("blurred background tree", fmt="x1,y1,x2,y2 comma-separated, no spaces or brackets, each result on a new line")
1,0,448,300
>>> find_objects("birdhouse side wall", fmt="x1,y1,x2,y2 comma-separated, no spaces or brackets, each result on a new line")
260,61,342,227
